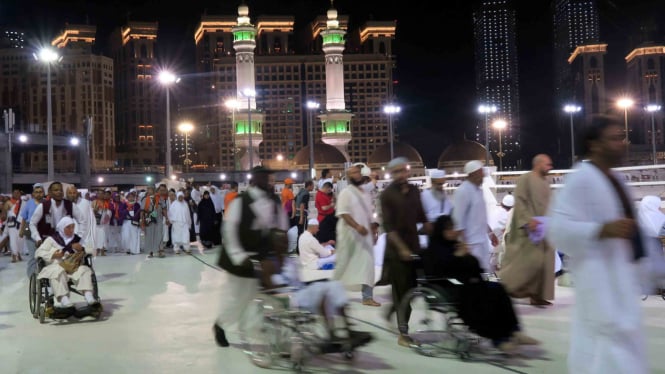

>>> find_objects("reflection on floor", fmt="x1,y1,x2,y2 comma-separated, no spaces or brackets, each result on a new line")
1,249,665,374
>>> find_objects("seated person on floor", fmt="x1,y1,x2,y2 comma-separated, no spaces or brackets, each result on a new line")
423,215,539,354
267,256,370,344
35,216,98,308
298,219,336,270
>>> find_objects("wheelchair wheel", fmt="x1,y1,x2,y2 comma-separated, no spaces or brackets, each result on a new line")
29,273,38,317
399,286,455,348
91,272,100,302
239,293,285,369
38,305,46,324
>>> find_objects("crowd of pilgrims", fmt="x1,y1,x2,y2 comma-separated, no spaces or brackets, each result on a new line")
0,180,239,265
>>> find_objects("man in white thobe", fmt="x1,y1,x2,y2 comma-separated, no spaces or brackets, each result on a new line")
452,161,499,271
548,116,648,374
333,166,378,306
168,192,192,254
298,218,336,270
421,169,453,223
66,186,96,252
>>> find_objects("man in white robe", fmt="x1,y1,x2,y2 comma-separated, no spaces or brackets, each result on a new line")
548,116,648,374
421,169,453,223
66,186,96,252
452,161,499,271
168,191,192,254
333,166,378,306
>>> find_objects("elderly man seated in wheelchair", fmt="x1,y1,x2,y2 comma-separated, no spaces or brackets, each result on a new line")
35,216,98,308
420,215,540,354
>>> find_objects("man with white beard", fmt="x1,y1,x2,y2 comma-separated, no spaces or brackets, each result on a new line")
421,170,453,223
168,191,192,254
66,186,96,252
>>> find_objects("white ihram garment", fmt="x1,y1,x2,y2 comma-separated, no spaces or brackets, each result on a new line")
169,198,192,251
548,161,648,374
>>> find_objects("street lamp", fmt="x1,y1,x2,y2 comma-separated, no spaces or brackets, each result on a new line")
241,89,256,170
159,70,180,178
306,100,320,179
35,47,60,181
383,104,401,160
492,119,507,171
178,122,194,172
224,98,240,171
478,104,498,166
563,104,582,166
617,97,634,161
646,104,662,165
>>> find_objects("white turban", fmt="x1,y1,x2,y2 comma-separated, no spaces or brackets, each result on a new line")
464,160,484,175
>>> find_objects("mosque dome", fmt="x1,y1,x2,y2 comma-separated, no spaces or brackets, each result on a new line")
292,143,347,166
437,139,493,171
367,142,424,165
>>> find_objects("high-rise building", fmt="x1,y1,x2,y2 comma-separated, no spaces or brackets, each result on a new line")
473,0,520,169
1,29,26,49
569,44,607,126
109,22,161,167
552,0,600,105
626,45,665,156
0,24,114,172
193,7,396,170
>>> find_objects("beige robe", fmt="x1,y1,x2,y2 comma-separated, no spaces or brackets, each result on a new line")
499,171,555,300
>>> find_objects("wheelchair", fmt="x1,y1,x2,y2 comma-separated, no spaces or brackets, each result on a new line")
28,254,102,323
239,286,373,372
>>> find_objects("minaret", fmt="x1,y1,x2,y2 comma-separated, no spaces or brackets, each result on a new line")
319,2,352,160
232,3,263,169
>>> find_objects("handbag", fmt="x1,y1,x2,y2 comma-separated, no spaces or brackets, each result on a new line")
59,250,86,274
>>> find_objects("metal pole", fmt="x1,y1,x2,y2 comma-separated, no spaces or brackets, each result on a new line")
184,130,189,172
569,113,575,166
484,112,489,166
652,112,657,165
389,113,394,160
624,108,629,162
232,108,237,171
498,129,503,171
6,129,12,193
308,109,314,179
46,63,54,181
165,89,171,177
248,97,253,170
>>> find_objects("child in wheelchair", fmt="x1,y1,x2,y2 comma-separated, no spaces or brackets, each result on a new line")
35,216,98,308
422,215,539,354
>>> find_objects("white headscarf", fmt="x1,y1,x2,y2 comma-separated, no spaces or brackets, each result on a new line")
56,216,77,245
638,195,665,237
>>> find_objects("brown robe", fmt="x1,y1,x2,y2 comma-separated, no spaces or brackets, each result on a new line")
498,171,555,300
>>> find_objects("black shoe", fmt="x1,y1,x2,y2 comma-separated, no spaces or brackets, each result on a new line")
213,324,229,347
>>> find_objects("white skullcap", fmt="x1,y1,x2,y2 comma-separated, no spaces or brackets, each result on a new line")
176,191,185,198
501,194,514,207
386,157,409,171
464,160,484,175
353,162,372,177
104,188,112,192
307,218,320,226
33,183,44,190
430,169,446,179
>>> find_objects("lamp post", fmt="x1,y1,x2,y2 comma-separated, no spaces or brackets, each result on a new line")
242,89,256,170
646,104,662,165
492,119,507,171
306,100,320,179
478,104,498,166
225,99,240,171
383,104,401,160
563,104,582,166
617,97,634,161
178,122,194,172
36,47,60,181
159,70,180,178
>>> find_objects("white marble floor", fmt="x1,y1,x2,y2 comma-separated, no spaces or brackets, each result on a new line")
1,249,665,374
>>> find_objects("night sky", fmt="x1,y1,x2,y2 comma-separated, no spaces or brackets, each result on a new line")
2,0,665,168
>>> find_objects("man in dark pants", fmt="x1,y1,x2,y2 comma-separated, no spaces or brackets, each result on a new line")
377,157,430,347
